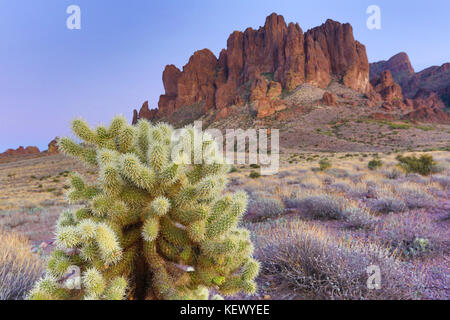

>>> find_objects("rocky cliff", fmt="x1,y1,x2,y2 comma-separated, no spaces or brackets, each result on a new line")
134,13,371,122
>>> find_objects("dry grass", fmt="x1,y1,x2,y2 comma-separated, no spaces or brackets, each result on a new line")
0,231,43,300
251,218,423,300
0,154,96,211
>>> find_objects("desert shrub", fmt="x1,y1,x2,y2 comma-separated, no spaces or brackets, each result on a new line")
368,159,383,171
322,176,334,186
250,164,261,169
27,117,259,300
285,194,346,220
276,171,292,179
327,182,351,194
430,163,446,174
347,185,368,199
431,175,450,189
229,166,238,173
396,154,436,176
342,206,378,230
374,212,447,260
249,171,261,179
427,186,447,199
326,168,349,178
369,196,406,214
318,159,332,171
245,197,285,222
394,186,436,209
348,173,365,184
0,232,43,300
253,219,423,300
402,173,428,185
383,169,403,180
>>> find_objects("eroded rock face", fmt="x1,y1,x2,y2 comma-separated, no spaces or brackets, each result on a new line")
1,146,40,157
138,101,158,122
371,70,404,103
305,20,370,92
402,63,450,99
135,13,371,121
47,138,60,155
371,53,450,108
248,76,286,118
370,53,450,122
370,52,415,84
404,89,450,123
321,92,337,106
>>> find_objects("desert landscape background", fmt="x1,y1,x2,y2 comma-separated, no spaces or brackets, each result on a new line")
1,10,449,300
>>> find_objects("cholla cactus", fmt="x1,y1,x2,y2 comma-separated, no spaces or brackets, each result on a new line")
28,116,259,300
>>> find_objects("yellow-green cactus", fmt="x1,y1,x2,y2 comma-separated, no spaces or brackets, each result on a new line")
27,116,259,300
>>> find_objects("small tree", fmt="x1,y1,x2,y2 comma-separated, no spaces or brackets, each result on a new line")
28,116,259,300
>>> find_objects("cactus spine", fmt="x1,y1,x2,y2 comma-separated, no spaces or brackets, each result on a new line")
28,116,259,300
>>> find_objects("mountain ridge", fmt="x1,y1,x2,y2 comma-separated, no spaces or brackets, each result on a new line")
133,13,449,126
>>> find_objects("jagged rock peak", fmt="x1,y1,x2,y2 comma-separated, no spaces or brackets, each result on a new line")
135,13,371,122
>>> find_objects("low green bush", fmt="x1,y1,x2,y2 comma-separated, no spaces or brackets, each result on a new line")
396,154,436,176
319,159,332,171
368,159,383,171
249,171,261,179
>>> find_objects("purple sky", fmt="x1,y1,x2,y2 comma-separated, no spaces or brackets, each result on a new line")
1,0,449,151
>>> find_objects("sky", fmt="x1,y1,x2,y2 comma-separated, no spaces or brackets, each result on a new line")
1,0,449,151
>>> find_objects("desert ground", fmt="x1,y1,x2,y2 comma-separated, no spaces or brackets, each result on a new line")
1,149,449,300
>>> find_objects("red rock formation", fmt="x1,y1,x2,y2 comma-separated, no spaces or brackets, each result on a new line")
138,101,158,122
132,109,138,125
135,13,371,121
248,76,286,118
404,89,450,123
321,92,337,106
371,70,404,103
305,20,370,92
47,138,60,155
370,52,415,84
401,63,450,99
1,146,40,157
371,53,450,110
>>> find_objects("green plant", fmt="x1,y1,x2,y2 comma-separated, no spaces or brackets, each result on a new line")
368,159,383,171
249,171,261,179
28,117,259,300
396,154,436,176
388,122,411,130
229,166,238,173
319,159,332,171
